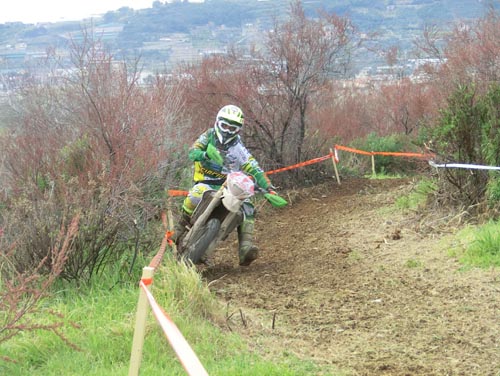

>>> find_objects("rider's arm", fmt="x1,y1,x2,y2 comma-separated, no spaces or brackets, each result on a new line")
242,157,271,190
232,140,272,190
188,131,209,162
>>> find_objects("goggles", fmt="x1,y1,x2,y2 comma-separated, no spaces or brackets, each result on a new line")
217,119,241,134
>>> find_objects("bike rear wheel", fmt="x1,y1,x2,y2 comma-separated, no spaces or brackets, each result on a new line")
183,218,221,264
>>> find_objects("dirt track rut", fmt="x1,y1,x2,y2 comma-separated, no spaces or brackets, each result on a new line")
203,178,500,376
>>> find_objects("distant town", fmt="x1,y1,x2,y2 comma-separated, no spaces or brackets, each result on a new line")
0,0,487,94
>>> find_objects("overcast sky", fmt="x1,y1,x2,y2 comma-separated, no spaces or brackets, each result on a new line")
0,0,154,24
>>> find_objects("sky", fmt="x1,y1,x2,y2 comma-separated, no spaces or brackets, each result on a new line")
0,0,155,24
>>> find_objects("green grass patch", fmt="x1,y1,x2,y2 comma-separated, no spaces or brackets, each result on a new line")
460,221,500,268
0,254,337,375
395,178,436,211
366,171,405,179
448,222,500,269
404,258,423,268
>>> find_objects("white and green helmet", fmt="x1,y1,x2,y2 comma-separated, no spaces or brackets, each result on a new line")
214,105,244,144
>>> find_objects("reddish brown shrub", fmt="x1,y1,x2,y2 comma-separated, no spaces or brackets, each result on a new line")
0,29,187,281
0,215,80,358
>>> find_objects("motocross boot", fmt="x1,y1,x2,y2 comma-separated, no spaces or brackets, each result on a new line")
237,219,259,266
172,211,191,244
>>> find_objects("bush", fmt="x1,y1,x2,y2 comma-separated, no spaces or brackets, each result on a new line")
347,133,424,176
486,176,500,210
0,33,187,282
0,215,79,355
422,83,500,209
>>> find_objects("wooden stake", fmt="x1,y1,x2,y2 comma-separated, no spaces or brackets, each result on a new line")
330,148,341,185
129,267,154,376
166,197,178,257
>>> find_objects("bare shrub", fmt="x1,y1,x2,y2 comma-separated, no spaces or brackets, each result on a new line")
0,215,80,359
415,7,500,99
0,29,186,281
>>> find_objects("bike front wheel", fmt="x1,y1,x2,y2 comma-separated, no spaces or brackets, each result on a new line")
182,218,221,264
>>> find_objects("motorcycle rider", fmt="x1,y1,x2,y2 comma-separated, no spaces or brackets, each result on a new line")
176,104,274,266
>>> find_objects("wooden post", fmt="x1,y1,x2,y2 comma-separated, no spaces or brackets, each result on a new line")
329,148,341,185
371,153,376,177
129,266,155,376
166,198,178,257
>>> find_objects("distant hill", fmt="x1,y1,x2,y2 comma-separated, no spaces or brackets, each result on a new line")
0,0,495,75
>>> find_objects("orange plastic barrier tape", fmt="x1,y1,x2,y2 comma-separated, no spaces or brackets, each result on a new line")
148,229,172,269
168,189,188,197
166,231,174,245
335,144,433,159
372,151,434,158
334,144,373,156
266,154,333,175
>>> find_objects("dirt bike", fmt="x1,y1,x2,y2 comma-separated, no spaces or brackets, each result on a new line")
176,171,286,265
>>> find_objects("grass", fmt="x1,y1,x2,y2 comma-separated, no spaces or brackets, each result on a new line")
447,221,500,269
395,178,436,211
387,176,499,270
366,171,405,180
404,258,423,268
459,221,500,268
0,254,335,375
361,174,499,271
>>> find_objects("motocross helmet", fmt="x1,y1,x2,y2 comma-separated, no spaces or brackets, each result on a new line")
214,105,244,145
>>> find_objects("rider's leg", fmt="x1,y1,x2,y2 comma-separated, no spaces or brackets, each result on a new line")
172,210,191,243
238,218,259,266
182,183,213,215
238,202,259,266
173,183,211,243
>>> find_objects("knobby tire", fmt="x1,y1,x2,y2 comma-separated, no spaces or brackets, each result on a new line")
184,218,221,264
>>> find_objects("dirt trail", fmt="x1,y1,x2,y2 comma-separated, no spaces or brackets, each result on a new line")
202,177,500,376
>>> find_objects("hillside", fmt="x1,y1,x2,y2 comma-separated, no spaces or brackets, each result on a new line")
0,0,493,74
203,177,499,375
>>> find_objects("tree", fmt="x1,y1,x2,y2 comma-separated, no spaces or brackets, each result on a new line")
254,1,355,166
415,7,500,96
443,7,500,86
378,79,439,135
175,1,356,176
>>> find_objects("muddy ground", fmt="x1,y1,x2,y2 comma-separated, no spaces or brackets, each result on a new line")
202,177,500,376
